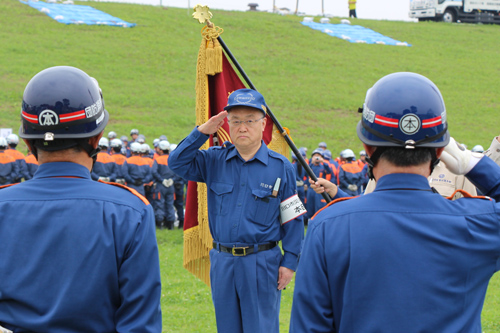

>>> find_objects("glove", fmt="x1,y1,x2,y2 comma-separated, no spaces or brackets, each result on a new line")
98,177,110,182
347,184,358,192
163,178,174,188
296,180,304,187
134,178,143,186
440,137,483,175
116,178,126,185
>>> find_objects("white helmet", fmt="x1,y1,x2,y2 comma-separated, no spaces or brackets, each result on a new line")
6,134,19,145
137,137,145,144
140,143,150,154
98,137,109,148
159,140,170,151
359,150,367,156
471,145,484,153
341,149,355,159
107,131,117,139
130,142,142,153
153,138,160,147
170,143,178,151
110,138,122,148
0,137,7,148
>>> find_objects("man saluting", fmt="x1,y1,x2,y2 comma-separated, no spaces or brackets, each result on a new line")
169,88,305,333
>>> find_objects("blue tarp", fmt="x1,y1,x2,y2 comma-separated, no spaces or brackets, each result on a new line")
21,1,136,27
301,21,411,46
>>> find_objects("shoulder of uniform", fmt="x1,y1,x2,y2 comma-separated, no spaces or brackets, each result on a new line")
98,180,150,205
446,189,492,201
268,149,290,163
0,183,20,190
310,196,357,221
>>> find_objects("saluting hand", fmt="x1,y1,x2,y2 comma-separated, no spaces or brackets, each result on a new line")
197,111,228,135
277,266,294,290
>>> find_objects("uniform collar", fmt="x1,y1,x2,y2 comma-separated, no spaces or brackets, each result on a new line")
33,162,92,180
225,140,269,165
374,173,431,192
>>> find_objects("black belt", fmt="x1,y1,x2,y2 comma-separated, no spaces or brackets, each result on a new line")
213,241,278,256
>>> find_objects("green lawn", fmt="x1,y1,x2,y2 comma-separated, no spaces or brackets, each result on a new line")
1,0,500,331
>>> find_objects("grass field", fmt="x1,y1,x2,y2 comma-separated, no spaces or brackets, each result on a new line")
1,0,500,331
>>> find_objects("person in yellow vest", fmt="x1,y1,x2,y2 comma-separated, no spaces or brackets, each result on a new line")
349,0,357,18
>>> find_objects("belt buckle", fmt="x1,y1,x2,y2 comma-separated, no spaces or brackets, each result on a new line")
232,246,248,256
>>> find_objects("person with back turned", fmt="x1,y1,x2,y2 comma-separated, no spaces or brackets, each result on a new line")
0,66,161,332
291,72,500,332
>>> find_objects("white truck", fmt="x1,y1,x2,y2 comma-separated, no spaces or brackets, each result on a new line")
409,0,500,23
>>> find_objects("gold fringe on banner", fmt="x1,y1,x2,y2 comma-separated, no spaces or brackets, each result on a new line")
268,126,291,159
183,26,221,287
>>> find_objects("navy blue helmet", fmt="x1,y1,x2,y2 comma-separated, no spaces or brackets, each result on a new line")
357,72,449,149
20,66,109,140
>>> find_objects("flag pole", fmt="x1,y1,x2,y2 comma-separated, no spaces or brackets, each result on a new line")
215,32,332,203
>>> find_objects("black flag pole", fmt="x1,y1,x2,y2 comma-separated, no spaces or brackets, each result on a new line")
216,36,332,204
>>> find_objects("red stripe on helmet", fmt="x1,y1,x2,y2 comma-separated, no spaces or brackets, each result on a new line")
374,115,399,128
22,111,38,124
60,110,86,123
422,116,442,128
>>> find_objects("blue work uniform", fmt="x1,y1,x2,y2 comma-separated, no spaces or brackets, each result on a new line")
338,160,364,196
305,162,333,219
152,154,176,223
173,174,186,225
291,156,500,332
0,150,19,185
91,151,117,182
292,160,307,205
122,155,151,196
169,128,304,333
5,149,29,182
24,153,38,180
0,162,161,332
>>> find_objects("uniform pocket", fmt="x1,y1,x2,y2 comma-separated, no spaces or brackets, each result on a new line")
210,182,234,216
251,189,279,226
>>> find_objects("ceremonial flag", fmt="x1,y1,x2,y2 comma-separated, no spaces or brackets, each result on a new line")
183,23,289,286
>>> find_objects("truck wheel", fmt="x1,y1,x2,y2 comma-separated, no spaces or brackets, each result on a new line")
442,9,456,23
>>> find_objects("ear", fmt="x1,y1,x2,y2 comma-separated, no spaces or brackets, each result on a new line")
89,132,104,149
22,139,37,160
261,115,267,132
362,143,376,157
436,147,444,158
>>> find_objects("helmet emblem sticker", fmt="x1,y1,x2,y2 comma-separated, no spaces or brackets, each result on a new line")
234,93,255,104
399,114,421,135
39,110,59,126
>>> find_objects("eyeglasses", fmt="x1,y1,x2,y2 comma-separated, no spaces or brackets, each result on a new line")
227,115,265,127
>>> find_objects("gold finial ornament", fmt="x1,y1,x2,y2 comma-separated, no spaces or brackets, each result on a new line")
192,4,213,24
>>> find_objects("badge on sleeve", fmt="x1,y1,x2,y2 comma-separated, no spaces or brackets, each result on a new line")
280,194,307,225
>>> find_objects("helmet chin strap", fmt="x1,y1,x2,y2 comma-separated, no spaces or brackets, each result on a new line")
365,147,387,181
77,139,101,168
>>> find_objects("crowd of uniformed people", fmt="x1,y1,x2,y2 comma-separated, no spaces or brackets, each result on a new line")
1,129,486,230
292,140,485,223
291,142,369,223
0,129,186,230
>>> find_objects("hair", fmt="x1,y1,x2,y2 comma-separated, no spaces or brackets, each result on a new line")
378,147,434,167
32,139,83,153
